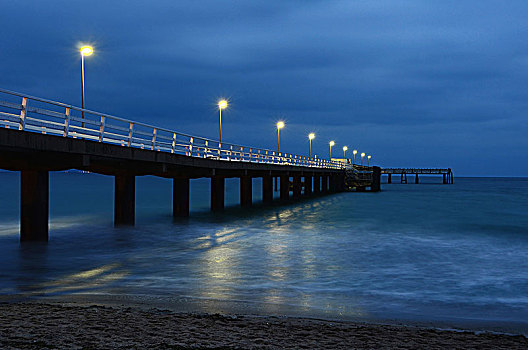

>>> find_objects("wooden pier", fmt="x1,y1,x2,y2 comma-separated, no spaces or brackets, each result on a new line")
0,88,382,241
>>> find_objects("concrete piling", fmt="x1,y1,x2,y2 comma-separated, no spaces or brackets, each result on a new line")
20,170,49,241
262,175,273,203
280,175,289,200
293,174,302,198
211,176,225,211
173,177,190,217
240,176,252,207
115,174,135,226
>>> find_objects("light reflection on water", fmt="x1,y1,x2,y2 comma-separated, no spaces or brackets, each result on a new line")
0,173,527,329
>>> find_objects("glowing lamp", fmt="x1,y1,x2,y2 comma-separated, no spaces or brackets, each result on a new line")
80,46,93,56
218,99,228,110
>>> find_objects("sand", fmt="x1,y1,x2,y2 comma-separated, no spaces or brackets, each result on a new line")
0,303,527,349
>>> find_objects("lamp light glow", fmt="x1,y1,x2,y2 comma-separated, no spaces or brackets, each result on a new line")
217,99,228,142
218,99,228,110
329,140,335,158
276,121,285,152
343,146,348,151
80,46,93,56
308,133,315,157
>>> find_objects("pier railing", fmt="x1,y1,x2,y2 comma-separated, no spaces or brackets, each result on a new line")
0,88,343,170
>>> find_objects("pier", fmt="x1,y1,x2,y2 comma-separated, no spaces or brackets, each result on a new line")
0,88,381,241
382,168,454,184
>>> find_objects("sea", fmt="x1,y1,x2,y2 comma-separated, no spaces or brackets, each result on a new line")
0,172,527,333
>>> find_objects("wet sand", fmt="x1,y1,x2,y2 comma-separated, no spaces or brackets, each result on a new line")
1,302,527,349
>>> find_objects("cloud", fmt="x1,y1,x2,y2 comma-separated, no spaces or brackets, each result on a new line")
1,0,527,175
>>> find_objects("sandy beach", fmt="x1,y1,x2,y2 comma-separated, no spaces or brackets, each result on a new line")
1,302,526,349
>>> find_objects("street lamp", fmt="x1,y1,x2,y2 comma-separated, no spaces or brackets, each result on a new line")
80,45,93,127
218,99,228,142
329,140,335,158
352,149,357,164
343,145,348,158
277,121,285,152
361,152,365,165
367,155,371,166
308,133,315,157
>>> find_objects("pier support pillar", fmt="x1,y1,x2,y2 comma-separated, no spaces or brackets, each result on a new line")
20,170,49,241
415,174,419,184
448,169,454,184
262,175,273,203
280,175,289,201
304,176,312,195
173,178,190,217
115,174,135,226
313,175,320,194
211,176,225,211
401,173,407,184
322,175,328,192
339,173,346,192
443,173,447,184
240,176,252,208
329,175,337,193
293,174,302,198
371,167,381,192
388,174,392,184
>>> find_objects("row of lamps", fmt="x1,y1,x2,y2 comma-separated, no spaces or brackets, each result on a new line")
79,45,372,166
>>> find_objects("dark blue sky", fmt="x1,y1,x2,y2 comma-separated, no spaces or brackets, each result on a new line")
2,1,527,176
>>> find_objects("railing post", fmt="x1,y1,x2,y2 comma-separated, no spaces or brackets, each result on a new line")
189,137,194,156
19,97,27,131
63,107,70,137
171,133,176,153
151,128,157,150
229,145,233,160
204,140,208,158
128,122,134,147
99,116,105,142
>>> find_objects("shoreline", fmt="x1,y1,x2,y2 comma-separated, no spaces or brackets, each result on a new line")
1,301,527,349
2,293,528,336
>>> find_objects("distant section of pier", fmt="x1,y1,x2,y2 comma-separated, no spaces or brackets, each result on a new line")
382,168,454,184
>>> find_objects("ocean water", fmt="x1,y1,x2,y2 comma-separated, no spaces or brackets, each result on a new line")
0,172,527,331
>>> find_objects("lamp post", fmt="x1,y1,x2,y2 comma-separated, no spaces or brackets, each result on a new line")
361,152,365,165
218,99,228,142
367,155,371,166
343,145,348,158
308,133,315,158
80,45,93,127
277,121,284,152
329,140,335,158
352,149,357,164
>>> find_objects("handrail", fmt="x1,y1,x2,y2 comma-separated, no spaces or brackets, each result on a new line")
0,88,344,170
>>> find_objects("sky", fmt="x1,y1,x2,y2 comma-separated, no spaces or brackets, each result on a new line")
1,1,527,176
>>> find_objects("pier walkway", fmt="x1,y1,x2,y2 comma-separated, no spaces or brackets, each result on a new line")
0,88,381,241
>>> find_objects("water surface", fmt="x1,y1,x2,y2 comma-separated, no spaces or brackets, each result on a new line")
1,173,527,332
